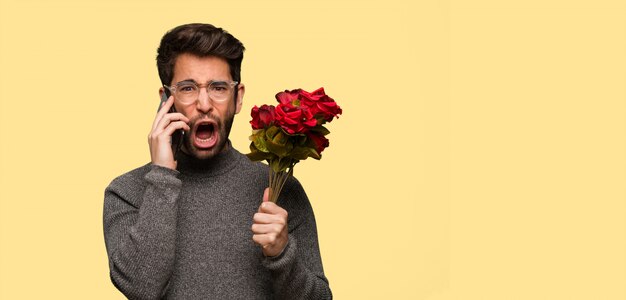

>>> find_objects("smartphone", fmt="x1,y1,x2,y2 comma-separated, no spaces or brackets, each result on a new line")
160,91,184,158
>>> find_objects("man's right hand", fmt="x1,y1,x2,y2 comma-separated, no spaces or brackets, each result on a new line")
149,96,190,170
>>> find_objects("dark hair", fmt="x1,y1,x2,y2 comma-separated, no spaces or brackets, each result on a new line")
156,23,245,86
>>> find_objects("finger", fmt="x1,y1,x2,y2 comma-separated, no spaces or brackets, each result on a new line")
263,188,270,202
252,233,277,247
152,96,175,131
259,201,288,216
165,112,190,122
149,122,189,159
158,114,190,131
253,212,286,225
251,223,282,234
153,95,174,127
258,188,270,212
162,121,191,136
158,95,170,111
157,112,190,129
152,96,174,132
252,234,265,246
149,118,189,144
155,112,190,133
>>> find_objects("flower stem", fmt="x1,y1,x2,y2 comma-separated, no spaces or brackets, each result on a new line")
267,161,295,203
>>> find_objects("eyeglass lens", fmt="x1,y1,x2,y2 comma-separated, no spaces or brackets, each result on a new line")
174,81,234,103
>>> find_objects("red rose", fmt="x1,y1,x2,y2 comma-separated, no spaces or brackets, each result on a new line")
299,87,342,123
274,102,317,134
299,88,325,101
250,105,276,129
275,89,302,105
306,132,329,155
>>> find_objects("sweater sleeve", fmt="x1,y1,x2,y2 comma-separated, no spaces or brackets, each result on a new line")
262,179,333,300
103,165,182,300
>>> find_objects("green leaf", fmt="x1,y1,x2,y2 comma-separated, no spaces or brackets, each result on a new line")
252,130,269,153
246,142,276,161
308,148,321,160
266,130,297,158
289,146,311,160
269,157,297,173
265,126,282,140
246,151,271,162
310,125,331,136
271,130,289,145
266,138,294,158
296,135,308,146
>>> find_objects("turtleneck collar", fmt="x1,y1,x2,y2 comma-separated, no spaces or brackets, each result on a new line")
175,140,241,178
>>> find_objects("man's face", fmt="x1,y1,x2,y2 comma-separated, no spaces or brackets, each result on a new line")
162,53,244,160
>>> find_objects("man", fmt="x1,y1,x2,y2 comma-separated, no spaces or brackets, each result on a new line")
103,23,332,299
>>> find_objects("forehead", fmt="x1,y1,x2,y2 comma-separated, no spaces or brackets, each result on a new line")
172,53,231,83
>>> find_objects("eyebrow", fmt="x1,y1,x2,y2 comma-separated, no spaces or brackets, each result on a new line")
176,79,198,85
175,79,229,85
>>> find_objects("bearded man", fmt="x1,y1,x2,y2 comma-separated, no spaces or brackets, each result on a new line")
103,23,331,300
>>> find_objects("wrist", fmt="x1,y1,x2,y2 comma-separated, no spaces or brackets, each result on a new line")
264,239,288,258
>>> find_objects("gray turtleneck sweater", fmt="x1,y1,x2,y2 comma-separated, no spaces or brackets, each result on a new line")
103,143,332,299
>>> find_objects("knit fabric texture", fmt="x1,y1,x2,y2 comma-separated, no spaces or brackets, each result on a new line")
103,143,332,299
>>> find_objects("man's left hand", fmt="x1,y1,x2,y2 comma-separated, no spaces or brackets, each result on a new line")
252,188,289,257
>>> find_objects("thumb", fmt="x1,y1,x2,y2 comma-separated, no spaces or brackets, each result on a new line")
258,188,270,212
263,188,270,203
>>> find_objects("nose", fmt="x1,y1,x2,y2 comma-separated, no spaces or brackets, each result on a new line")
195,87,214,113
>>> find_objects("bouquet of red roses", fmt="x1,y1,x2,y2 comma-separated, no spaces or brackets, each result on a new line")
246,87,342,203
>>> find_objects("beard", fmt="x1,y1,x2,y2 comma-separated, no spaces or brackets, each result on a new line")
181,111,235,161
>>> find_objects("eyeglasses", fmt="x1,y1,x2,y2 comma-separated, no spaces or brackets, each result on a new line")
164,80,239,105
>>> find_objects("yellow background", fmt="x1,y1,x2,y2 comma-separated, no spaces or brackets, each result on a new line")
0,0,624,299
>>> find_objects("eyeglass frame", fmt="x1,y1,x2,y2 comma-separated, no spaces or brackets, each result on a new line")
163,79,239,104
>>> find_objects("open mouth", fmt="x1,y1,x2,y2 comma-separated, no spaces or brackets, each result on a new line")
193,121,218,149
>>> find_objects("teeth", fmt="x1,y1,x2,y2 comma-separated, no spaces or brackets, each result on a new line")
196,136,214,142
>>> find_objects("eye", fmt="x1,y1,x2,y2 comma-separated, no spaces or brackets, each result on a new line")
210,82,229,92
178,84,197,93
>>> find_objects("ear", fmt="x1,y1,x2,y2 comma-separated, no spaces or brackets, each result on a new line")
159,87,166,100
235,83,245,114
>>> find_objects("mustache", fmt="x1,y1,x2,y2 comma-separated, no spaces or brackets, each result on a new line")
189,114,222,128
